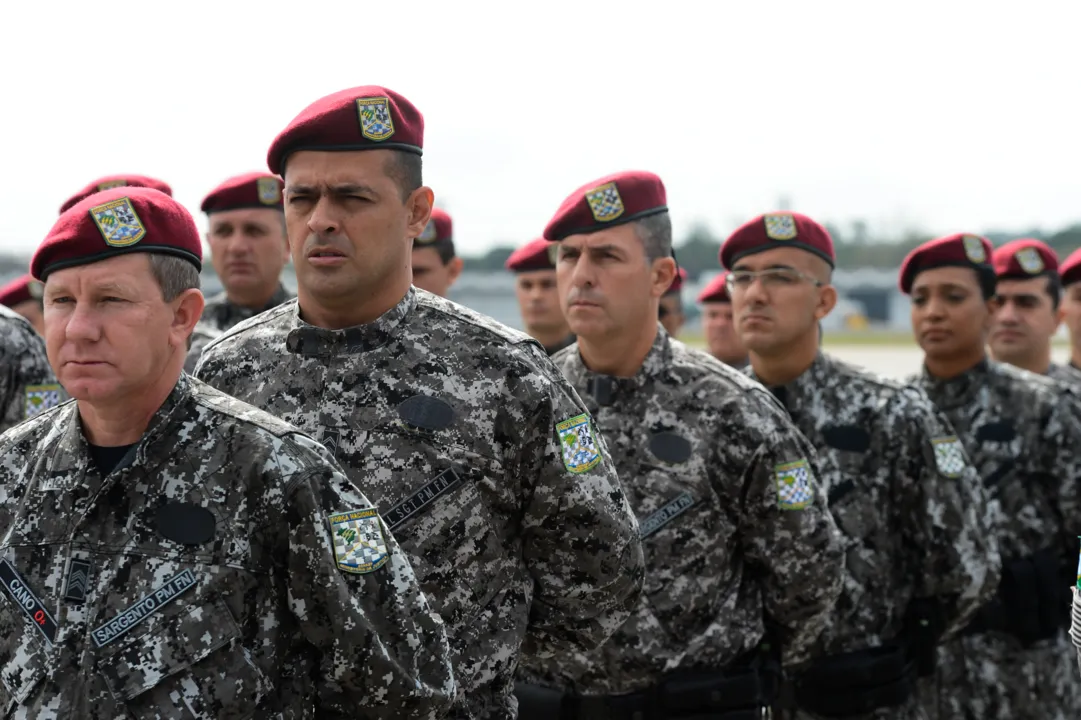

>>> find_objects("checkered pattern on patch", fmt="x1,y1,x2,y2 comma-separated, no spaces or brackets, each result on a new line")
585,184,624,222
764,214,797,240
962,235,986,263
333,521,387,567
932,437,967,477
776,461,813,510
357,99,393,139
25,386,62,418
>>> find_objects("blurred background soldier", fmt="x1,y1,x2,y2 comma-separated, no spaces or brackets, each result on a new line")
505,236,574,355
412,207,463,298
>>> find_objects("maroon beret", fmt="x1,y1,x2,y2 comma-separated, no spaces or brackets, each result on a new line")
992,238,1059,279
59,174,172,215
664,267,688,296
267,85,423,175
201,172,283,214
543,170,667,241
898,233,993,294
1061,247,1081,287
721,212,835,269
0,275,44,307
415,208,452,246
697,272,731,304
505,237,557,273
32,187,202,281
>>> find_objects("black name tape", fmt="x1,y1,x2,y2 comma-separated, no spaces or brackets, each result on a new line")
91,569,197,648
384,468,463,532
639,493,696,538
0,559,58,646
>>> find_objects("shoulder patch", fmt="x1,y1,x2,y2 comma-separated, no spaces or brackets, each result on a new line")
25,384,63,419
328,508,389,574
556,413,603,474
775,459,814,510
931,435,967,478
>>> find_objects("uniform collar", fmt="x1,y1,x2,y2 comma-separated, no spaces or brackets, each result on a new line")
746,351,829,415
285,287,416,357
917,356,991,409
209,283,292,327
562,324,671,406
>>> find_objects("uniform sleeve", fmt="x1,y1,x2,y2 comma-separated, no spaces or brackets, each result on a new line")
0,320,60,435
735,400,844,666
902,395,1000,638
514,358,645,660
281,434,455,719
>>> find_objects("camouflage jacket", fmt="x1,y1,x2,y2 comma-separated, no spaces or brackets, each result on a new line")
0,305,64,434
183,321,222,374
0,375,454,719
750,353,998,657
1048,361,1081,389
520,327,844,695
912,358,1081,720
200,283,294,333
194,287,645,720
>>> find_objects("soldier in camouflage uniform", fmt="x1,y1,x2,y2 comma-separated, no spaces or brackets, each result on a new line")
184,321,222,374
696,271,749,369
0,274,46,335
0,185,455,718
989,238,1081,387
514,171,844,719
902,232,1081,720
722,212,999,720
504,237,575,356
0,304,64,434
1060,248,1081,374
194,86,645,720
199,172,294,332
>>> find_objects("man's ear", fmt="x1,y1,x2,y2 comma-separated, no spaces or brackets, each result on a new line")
651,257,677,299
406,187,435,241
172,289,205,350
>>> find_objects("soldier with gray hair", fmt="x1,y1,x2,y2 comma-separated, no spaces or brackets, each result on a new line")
0,186,456,718
515,170,845,719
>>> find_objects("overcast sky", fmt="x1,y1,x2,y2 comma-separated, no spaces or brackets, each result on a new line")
3,1,1078,258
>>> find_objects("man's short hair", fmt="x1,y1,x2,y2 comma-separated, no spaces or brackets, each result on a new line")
976,265,998,301
1045,274,1062,310
384,151,423,202
148,254,201,350
634,212,673,263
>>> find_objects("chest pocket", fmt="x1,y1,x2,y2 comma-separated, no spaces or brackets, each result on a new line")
0,583,48,714
634,463,726,644
98,595,269,720
374,438,516,632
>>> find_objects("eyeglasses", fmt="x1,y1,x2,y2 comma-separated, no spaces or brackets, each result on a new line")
725,267,824,291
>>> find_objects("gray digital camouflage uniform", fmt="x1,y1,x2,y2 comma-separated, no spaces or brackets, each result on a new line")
1047,361,1081,388
750,352,999,720
911,358,1081,720
518,327,844,697
194,287,645,720
184,321,222,374
200,283,293,333
0,373,454,719
0,305,64,434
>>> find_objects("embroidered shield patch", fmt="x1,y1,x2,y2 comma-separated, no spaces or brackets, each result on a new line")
90,197,146,247
27,280,43,300
556,413,602,474
96,180,128,191
25,384,63,419
962,235,986,263
931,436,966,478
328,508,389,574
256,177,280,205
417,219,438,244
1015,247,1044,274
585,182,625,223
764,213,798,240
775,459,814,510
356,97,395,141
